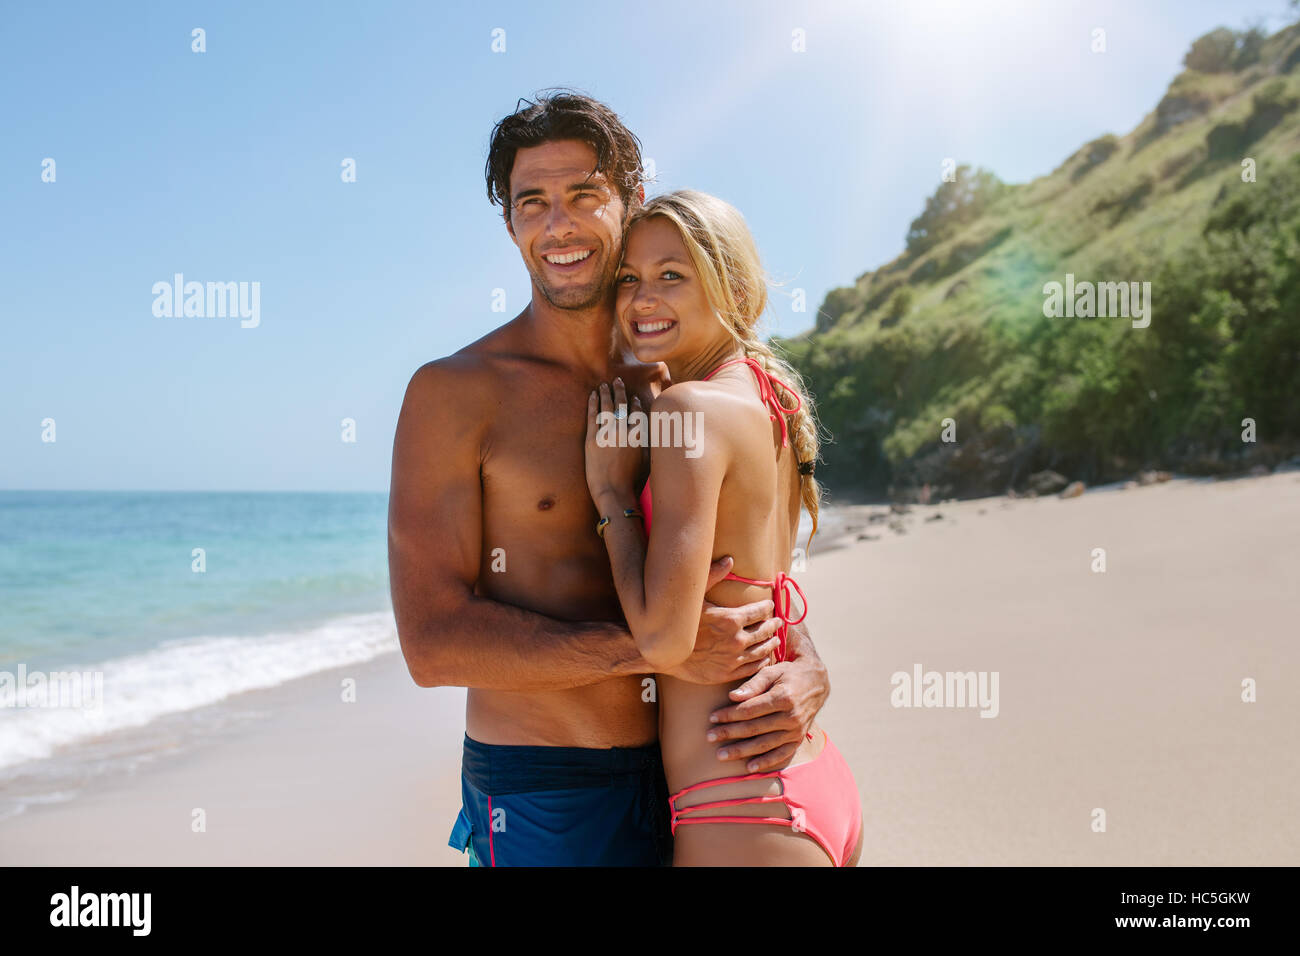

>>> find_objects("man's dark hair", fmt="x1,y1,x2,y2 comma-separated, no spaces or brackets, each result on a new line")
485,89,645,222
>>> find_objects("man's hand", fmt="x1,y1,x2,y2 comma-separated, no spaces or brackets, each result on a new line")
706,625,829,772
662,556,783,686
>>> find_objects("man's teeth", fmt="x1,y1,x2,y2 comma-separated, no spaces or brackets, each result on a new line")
544,250,592,264
636,320,675,333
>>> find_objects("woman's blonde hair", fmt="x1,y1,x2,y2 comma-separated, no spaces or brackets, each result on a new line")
624,189,823,548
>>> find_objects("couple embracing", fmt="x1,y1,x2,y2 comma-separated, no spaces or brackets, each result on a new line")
388,90,861,867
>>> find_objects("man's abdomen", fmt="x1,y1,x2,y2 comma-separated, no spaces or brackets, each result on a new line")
472,513,655,748
467,678,656,748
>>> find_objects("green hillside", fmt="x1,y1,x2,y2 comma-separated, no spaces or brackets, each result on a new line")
782,23,1300,499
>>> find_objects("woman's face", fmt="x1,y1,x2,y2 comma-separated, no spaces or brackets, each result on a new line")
614,216,721,365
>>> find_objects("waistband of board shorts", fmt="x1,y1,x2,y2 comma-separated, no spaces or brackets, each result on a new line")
460,733,664,795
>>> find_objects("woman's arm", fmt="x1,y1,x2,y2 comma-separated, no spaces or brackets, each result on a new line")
586,380,728,671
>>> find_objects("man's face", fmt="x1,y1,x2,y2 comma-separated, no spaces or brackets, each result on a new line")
505,139,626,311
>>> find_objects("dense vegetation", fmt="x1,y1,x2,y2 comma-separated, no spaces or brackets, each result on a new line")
782,23,1300,499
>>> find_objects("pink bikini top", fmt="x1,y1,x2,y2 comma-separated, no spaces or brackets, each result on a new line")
637,357,807,662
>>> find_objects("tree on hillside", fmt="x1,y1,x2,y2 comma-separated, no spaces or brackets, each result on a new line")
1183,26,1266,72
1184,27,1240,72
904,166,1004,256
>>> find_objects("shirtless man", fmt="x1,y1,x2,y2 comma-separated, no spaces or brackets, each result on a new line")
387,91,830,866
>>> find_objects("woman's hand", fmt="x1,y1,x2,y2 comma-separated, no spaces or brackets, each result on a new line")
585,377,644,504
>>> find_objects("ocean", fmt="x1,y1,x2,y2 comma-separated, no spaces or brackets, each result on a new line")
0,491,397,820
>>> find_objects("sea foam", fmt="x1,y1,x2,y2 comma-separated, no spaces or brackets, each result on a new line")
0,611,398,771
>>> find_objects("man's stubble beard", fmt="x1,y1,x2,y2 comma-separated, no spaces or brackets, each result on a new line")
531,245,622,312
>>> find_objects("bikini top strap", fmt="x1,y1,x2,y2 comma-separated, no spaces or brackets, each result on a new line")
704,357,802,448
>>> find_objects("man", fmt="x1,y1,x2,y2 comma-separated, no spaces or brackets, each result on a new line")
388,91,830,866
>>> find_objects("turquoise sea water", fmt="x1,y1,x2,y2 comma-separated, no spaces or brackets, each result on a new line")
0,491,397,784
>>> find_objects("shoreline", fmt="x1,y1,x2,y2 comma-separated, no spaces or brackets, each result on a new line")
0,652,469,866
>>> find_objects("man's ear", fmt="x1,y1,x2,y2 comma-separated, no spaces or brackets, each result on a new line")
504,212,516,243
636,183,645,206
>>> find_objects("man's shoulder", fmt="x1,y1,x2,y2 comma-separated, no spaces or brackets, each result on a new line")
403,354,484,408
405,320,529,397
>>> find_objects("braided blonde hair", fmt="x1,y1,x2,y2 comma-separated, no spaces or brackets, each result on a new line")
624,189,824,549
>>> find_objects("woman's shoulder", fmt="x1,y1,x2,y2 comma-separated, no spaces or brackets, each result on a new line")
651,374,753,419
650,374,774,470
650,378,712,415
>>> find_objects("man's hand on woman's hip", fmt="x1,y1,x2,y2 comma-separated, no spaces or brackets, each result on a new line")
706,622,829,772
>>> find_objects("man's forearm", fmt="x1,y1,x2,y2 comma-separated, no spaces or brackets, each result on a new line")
397,591,651,692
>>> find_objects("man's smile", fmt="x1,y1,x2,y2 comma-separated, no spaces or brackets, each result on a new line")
542,247,595,271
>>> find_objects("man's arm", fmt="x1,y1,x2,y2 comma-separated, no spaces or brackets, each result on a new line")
388,360,646,691
705,620,831,772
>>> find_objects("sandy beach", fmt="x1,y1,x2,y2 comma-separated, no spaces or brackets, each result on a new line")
3,470,1297,866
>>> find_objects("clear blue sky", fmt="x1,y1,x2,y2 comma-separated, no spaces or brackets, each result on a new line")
3,0,1293,491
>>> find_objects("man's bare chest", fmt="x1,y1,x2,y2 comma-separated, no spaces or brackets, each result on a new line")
479,375,652,532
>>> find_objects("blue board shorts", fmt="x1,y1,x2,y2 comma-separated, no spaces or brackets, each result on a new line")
448,733,672,867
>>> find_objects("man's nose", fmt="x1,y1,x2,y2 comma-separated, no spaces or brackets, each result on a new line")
545,202,577,238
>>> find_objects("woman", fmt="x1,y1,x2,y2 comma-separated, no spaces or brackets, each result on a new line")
584,190,863,866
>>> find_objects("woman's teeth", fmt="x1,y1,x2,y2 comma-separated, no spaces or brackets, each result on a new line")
635,320,676,334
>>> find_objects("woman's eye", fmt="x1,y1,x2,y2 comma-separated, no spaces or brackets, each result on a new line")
662,271,682,280
617,274,637,284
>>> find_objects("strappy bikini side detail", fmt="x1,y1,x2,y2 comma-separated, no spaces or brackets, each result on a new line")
667,730,863,867
669,769,791,832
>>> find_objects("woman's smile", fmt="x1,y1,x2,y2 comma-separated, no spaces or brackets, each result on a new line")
631,317,678,338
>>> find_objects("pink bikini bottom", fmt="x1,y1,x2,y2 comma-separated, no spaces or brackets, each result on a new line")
668,730,862,866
